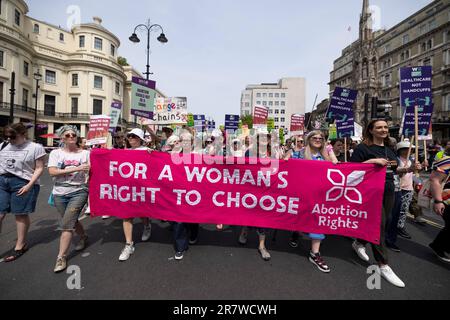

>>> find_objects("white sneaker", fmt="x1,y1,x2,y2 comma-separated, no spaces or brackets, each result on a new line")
119,243,135,261
352,240,369,262
141,224,152,242
102,215,110,220
380,265,405,288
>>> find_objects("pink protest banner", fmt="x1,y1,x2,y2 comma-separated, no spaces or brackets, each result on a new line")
253,105,268,125
89,150,386,244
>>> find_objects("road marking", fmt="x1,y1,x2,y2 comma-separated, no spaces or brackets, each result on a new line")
407,214,443,229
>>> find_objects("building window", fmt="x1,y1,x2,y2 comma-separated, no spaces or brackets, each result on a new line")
281,118,285,122
94,75,103,89
421,42,427,52
33,24,39,33
256,93,261,97
245,102,249,107
72,74,78,87
14,9,20,26
45,70,56,84
44,95,56,116
93,99,102,115
423,57,432,66
419,24,427,35
281,93,286,98
275,110,279,114
445,50,450,65
402,34,409,45
281,109,285,114
428,19,436,31
71,97,78,114
274,118,279,122
256,101,261,105
275,101,279,106
23,61,29,77
115,81,120,94
59,33,64,41
269,109,273,115
384,44,391,54
275,93,279,98
262,101,267,106
94,37,103,50
269,101,273,106
262,93,267,98
281,101,285,106
79,35,85,48
22,88,28,107
427,39,433,50
0,82,3,102
111,44,115,56
444,94,450,112
269,93,273,98
0,50,3,67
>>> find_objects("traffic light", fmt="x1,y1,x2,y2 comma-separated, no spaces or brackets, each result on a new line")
371,97,392,121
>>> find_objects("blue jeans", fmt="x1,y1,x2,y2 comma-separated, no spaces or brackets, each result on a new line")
172,222,188,252
0,175,40,214
53,190,88,231
386,190,402,245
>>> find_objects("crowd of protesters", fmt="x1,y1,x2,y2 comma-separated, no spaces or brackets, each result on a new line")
0,120,449,289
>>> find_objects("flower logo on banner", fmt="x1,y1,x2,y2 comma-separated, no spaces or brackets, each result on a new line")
326,169,365,204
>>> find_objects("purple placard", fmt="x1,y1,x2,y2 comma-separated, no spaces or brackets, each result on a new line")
132,77,156,89
327,87,358,138
108,102,123,133
400,66,432,107
401,104,433,137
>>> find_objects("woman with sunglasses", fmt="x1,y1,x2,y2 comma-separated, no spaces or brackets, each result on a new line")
0,123,46,262
118,128,153,262
48,125,90,272
294,130,332,273
349,119,405,288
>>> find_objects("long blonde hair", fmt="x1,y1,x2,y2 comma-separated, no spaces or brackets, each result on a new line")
304,130,331,161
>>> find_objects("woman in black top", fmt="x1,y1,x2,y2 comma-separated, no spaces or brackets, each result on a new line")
350,119,405,288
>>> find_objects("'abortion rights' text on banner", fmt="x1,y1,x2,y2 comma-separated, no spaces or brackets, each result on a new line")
402,104,433,137
400,66,432,107
109,102,122,133
89,150,386,244
131,76,156,119
153,97,188,124
327,87,358,138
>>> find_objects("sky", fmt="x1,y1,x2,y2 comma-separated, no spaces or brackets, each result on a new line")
28,0,433,124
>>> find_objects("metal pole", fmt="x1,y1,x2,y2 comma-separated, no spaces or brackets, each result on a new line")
34,78,39,141
146,26,150,80
9,71,15,124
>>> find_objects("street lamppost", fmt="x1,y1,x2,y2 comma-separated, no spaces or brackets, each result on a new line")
33,70,42,141
129,20,168,80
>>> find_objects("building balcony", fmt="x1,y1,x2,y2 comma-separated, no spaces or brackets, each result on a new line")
0,102,91,121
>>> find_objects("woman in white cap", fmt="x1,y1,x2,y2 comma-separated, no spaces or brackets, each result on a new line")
118,128,152,262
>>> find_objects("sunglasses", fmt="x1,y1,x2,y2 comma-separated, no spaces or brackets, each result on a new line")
64,133,77,138
127,134,139,139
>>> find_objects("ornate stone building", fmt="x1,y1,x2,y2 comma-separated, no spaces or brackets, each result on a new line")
329,0,450,140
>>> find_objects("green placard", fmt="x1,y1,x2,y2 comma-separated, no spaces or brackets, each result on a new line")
328,124,337,140
187,113,194,127
267,118,275,132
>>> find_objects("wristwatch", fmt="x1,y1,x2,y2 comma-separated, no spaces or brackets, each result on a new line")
434,200,445,204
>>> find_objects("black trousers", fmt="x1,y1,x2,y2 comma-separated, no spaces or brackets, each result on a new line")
358,181,395,265
431,204,450,253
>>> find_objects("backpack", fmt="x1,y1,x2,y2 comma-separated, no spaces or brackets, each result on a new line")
0,141,9,151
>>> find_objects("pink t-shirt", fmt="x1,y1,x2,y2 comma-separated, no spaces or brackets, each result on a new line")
398,157,413,191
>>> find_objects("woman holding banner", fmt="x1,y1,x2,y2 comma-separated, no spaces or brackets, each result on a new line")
350,119,405,288
118,128,152,262
238,132,277,261
48,125,90,272
297,130,332,273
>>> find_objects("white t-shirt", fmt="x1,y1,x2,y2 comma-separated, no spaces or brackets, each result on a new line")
0,141,46,182
48,148,90,195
